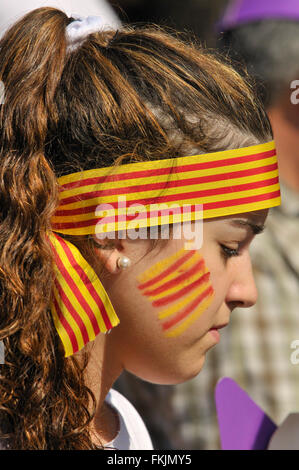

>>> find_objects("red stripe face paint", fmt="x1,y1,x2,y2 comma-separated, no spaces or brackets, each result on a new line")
138,248,214,337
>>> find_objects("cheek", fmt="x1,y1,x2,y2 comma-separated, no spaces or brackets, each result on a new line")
206,259,230,309
137,247,215,338
108,249,222,384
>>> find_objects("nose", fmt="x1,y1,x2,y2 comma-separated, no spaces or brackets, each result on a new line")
225,252,258,310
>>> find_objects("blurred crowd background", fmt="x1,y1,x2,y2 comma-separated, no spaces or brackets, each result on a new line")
111,0,226,46
2,0,299,450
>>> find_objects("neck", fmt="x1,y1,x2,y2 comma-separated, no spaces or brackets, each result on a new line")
81,333,123,447
268,93,299,192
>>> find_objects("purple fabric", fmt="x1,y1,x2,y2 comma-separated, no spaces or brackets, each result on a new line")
215,377,277,450
218,0,299,32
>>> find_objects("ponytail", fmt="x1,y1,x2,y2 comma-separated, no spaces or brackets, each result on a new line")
0,8,95,450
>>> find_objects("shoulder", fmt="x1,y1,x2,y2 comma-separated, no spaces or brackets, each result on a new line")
105,388,153,450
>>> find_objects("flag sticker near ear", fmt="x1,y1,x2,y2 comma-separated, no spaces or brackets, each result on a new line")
138,248,214,337
48,232,119,357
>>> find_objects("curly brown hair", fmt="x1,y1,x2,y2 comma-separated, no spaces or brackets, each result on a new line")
0,7,272,449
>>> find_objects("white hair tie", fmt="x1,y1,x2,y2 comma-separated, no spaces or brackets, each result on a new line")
66,16,104,52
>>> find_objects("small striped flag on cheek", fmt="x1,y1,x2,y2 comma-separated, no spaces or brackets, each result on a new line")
48,232,119,357
138,249,215,337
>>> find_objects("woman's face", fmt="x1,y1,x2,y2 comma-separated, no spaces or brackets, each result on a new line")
102,209,268,385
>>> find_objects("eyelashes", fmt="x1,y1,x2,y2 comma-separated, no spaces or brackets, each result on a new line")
220,244,240,259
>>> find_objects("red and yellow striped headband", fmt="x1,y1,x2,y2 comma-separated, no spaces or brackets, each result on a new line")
49,140,280,356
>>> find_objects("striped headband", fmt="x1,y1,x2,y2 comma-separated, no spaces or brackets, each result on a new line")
49,140,280,356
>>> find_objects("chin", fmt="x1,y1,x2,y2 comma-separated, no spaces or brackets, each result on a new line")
176,355,206,384
145,355,207,386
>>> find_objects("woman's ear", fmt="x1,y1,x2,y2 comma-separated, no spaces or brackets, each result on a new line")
92,234,133,273
91,234,121,274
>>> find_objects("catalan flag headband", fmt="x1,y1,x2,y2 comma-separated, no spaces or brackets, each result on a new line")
49,140,280,356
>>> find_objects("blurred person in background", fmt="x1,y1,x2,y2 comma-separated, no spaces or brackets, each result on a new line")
215,0,299,444
112,0,225,47
115,0,299,449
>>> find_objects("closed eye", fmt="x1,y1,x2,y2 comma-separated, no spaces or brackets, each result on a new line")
220,244,240,259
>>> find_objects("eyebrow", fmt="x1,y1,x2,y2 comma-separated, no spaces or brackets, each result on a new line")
228,219,265,235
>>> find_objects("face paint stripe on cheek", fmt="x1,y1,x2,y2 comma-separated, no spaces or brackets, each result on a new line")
138,248,196,290
142,258,205,297
161,285,214,331
158,280,210,320
139,251,203,294
151,271,210,307
164,289,215,337
137,249,215,338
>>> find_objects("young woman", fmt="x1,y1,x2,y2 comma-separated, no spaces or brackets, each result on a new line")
0,8,280,449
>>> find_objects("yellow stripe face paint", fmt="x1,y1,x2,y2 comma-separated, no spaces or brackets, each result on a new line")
138,249,214,337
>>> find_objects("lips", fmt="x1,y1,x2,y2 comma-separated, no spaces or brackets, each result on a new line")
208,322,229,343
211,323,229,331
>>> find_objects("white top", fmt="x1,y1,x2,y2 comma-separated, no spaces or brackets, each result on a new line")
0,388,153,450
104,389,153,450
267,413,299,450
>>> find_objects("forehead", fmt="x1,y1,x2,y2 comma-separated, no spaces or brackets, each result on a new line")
203,209,268,234
234,209,268,225
208,209,268,223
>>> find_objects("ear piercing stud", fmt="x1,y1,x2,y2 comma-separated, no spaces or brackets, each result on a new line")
117,256,131,270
